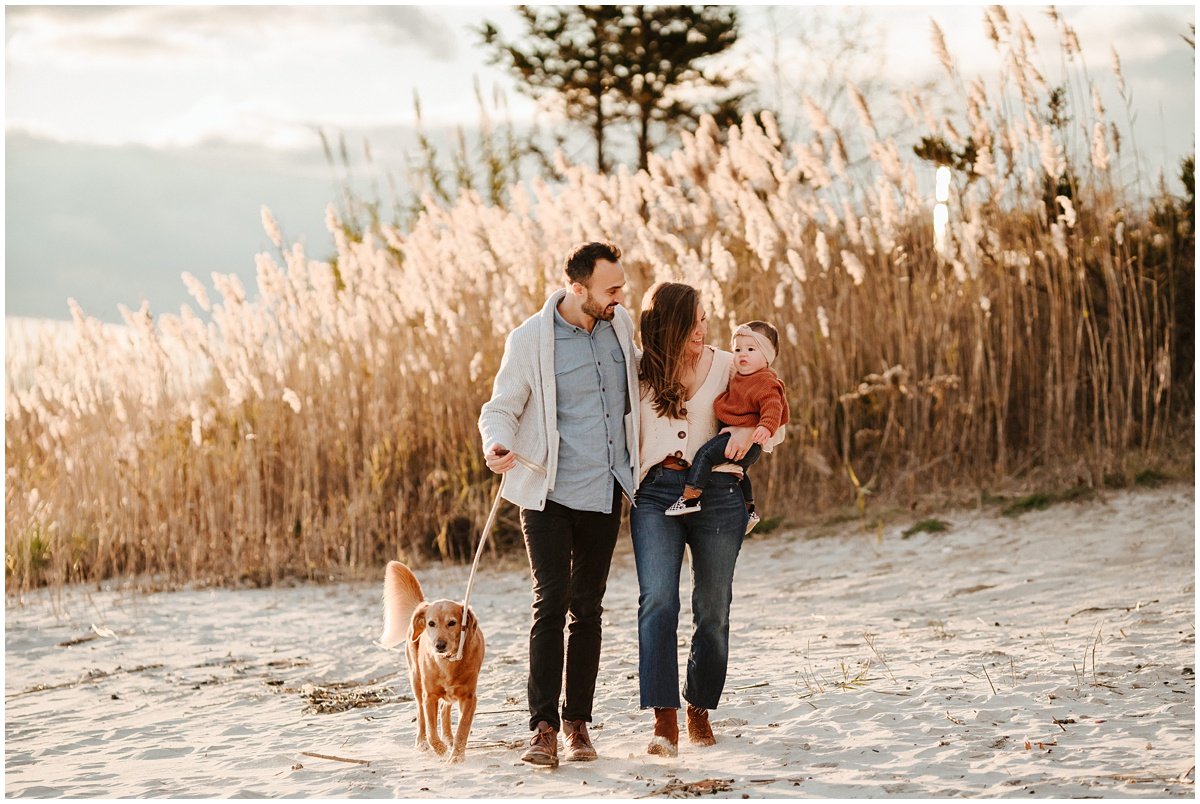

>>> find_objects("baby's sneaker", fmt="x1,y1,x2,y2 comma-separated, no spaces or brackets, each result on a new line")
665,496,702,516
745,510,761,534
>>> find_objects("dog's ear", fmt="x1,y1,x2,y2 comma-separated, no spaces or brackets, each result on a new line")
463,606,479,631
409,601,429,643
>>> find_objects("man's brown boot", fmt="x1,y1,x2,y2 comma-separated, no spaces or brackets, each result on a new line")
686,704,716,746
647,707,679,757
562,719,598,761
520,721,559,767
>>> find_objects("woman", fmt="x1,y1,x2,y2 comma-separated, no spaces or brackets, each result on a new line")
632,281,756,757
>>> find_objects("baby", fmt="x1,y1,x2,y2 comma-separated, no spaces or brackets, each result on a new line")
665,320,788,534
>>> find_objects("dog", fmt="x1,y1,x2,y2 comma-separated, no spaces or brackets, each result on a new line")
380,561,485,763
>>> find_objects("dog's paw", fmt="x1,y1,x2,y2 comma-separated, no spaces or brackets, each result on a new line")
415,739,432,753
447,751,466,765
429,741,449,757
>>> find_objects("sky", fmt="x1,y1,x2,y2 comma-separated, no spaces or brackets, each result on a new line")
5,4,1195,322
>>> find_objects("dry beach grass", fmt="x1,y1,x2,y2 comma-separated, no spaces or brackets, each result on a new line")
4,7,1193,592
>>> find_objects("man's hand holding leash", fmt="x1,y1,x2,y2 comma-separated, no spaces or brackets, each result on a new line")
485,445,517,473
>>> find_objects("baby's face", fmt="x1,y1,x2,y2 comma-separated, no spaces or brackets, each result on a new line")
732,334,769,375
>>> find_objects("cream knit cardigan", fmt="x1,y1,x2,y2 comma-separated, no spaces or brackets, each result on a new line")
478,289,641,511
638,347,736,485
638,347,784,485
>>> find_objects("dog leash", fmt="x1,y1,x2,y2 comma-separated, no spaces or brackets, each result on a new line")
451,450,545,662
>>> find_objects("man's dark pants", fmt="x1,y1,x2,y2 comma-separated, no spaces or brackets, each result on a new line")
519,485,622,731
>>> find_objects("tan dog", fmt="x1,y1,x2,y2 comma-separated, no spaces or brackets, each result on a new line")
380,561,485,763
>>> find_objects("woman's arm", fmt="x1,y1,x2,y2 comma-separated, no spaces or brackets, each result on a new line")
718,425,756,460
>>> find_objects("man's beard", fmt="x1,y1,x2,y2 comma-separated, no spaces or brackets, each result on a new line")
582,294,616,321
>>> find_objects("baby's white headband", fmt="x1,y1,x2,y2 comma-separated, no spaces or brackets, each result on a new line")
733,324,777,366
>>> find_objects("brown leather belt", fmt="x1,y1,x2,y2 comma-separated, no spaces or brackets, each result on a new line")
657,455,691,471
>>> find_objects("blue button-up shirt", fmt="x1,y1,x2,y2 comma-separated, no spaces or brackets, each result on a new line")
548,306,633,513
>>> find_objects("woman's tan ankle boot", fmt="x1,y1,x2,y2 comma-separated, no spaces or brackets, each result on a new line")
647,707,679,757
686,704,716,746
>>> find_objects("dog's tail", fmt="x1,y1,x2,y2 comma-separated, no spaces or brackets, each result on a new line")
380,560,425,649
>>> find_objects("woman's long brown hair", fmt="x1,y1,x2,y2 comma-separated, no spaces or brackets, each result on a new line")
638,282,698,420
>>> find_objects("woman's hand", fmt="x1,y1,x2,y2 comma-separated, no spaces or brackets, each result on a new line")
719,426,756,461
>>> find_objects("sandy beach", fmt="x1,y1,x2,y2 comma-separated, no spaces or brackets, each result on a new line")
5,484,1194,798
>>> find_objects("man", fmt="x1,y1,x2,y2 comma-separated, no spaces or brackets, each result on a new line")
478,241,639,768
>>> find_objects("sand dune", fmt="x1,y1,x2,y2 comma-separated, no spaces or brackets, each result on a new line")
5,485,1194,798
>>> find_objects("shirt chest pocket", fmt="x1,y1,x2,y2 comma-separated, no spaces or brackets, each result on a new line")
609,347,631,414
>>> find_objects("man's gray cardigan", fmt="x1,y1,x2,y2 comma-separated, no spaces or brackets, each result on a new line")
478,288,641,511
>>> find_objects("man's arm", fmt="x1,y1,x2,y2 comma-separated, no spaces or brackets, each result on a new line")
478,328,533,473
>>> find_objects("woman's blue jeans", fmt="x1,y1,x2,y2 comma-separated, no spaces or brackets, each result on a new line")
631,465,748,710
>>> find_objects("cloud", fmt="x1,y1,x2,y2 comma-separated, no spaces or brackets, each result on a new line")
51,31,191,59
1071,6,1193,66
5,5,458,64
143,96,321,151
360,7,458,59
6,98,322,153
5,6,120,24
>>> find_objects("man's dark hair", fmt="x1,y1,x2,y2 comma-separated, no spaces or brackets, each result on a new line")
564,241,621,284
744,320,779,351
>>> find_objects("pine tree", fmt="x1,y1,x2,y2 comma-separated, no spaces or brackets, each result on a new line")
479,5,743,173
616,6,742,170
479,6,626,173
